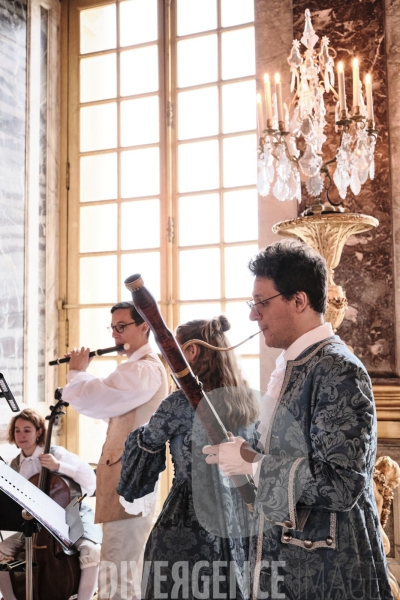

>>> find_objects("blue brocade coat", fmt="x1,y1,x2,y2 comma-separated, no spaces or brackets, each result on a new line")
118,389,258,599
251,336,393,600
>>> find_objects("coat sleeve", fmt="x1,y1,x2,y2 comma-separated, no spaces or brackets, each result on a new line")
62,357,162,419
255,355,375,528
52,446,96,497
117,391,193,501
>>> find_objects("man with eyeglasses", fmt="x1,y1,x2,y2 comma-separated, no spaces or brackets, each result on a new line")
204,241,392,600
62,301,168,600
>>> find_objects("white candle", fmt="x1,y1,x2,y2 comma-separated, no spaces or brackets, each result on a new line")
264,73,273,121
365,74,374,122
338,62,346,113
256,93,264,135
275,73,284,123
352,58,359,109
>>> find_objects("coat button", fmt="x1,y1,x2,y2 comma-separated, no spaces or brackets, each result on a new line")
326,537,333,546
303,540,313,549
283,534,292,542
106,459,110,465
284,520,293,529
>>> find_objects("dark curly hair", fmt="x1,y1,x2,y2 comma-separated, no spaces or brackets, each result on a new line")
248,240,327,314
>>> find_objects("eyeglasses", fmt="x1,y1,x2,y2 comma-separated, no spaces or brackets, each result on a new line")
107,322,136,334
246,293,282,316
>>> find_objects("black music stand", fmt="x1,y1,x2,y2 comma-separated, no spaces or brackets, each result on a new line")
0,461,83,600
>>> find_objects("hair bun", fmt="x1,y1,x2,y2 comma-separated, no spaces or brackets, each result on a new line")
218,315,231,333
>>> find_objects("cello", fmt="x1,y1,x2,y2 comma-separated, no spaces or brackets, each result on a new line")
10,390,81,600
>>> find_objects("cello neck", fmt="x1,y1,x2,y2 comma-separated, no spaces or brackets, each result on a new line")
37,416,53,492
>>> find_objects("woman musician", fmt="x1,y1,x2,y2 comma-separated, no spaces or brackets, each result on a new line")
0,408,102,600
118,315,260,599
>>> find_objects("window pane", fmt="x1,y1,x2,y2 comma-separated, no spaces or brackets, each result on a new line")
121,96,159,147
79,415,108,464
80,103,117,152
120,0,158,47
80,255,117,304
177,0,217,35
121,200,160,249
80,204,117,253
80,153,118,202
80,54,117,103
121,148,160,198
221,27,255,80
224,302,259,354
180,248,220,300
179,194,219,246
120,46,159,96
178,87,218,140
224,190,258,242
239,357,260,392
178,140,219,193
177,36,218,87
80,4,116,54
222,80,256,133
223,134,257,188
225,244,258,298
221,0,254,27
179,303,222,324
79,307,114,349
121,252,160,301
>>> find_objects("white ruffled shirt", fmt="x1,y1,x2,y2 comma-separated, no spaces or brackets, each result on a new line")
254,323,334,484
17,444,96,497
63,342,163,516
63,343,162,420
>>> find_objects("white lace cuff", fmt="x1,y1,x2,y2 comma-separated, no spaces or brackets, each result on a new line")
119,478,159,516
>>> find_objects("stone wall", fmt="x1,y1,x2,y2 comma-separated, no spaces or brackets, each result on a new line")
255,0,399,383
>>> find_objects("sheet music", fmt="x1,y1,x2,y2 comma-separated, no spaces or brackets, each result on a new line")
0,461,73,547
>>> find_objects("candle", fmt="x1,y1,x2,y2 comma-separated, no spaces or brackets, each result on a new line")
365,74,374,122
275,73,284,124
337,62,346,113
264,73,273,122
352,58,359,109
256,93,264,135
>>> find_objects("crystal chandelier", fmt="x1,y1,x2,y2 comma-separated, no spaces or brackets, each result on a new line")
256,9,377,215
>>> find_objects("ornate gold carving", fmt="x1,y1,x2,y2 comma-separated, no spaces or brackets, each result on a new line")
272,213,379,330
373,385,400,421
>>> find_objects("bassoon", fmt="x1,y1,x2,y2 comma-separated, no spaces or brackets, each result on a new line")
124,273,257,513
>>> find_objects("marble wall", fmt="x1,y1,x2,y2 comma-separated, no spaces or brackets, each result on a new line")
0,0,27,402
255,0,397,382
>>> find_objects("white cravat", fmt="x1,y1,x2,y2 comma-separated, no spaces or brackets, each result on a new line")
254,323,334,483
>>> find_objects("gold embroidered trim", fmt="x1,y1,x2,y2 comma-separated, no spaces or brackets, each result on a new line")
280,512,337,551
264,338,343,453
288,457,306,527
252,506,265,600
137,432,163,455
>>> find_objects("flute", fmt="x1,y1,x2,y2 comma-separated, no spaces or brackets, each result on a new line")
49,343,130,366
124,273,256,513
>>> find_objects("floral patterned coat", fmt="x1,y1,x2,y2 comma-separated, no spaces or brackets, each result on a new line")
251,336,393,600
118,389,258,600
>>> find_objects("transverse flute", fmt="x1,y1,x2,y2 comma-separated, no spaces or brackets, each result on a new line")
49,343,130,366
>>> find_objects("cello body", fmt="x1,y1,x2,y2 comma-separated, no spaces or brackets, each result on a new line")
9,394,82,600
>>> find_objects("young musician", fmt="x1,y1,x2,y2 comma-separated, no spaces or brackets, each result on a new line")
0,408,102,600
62,301,168,600
118,315,260,599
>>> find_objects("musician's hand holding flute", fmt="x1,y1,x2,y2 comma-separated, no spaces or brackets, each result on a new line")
49,344,130,366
